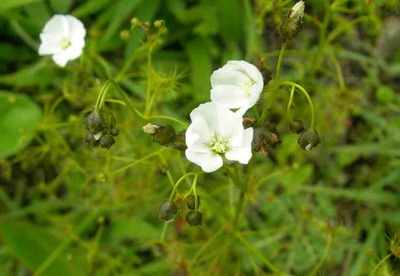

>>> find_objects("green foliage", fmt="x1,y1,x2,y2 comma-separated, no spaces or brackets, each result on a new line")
1,0,400,275
0,91,42,159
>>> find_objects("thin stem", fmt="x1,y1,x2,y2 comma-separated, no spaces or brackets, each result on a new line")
281,81,315,128
310,233,332,275
104,99,126,106
144,45,154,117
275,41,287,82
9,19,39,50
235,232,283,274
286,85,296,121
192,175,199,211
110,149,165,175
108,80,145,121
371,254,392,276
160,222,169,242
168,172,202,202
95,80,112,111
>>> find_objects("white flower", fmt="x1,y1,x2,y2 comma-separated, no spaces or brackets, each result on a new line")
185,102,253,173
38,15,86,67
210,60,264,114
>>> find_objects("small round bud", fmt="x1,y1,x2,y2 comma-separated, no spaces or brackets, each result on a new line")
99,133,115,149
131,17,142,28
298,129,321,150
289,120,304,134
85,132,99,148
158,200,178,221
110,128,119,136
84,110,106,134
185,211,203,227
120,29,130,40
186,195,200,210
252,125,280,154
154,20,165,29
153,124,176,146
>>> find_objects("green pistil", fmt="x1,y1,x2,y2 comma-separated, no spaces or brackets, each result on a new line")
210,135,229,154
60,38,72,49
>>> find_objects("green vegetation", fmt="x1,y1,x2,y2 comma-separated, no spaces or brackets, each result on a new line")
0,0,400,275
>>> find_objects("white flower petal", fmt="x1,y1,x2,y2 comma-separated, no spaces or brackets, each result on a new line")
225,128,253,164
185,149,223,173
66,15,86,38
210,85,249,110
211,67,249,88
52,52,70,67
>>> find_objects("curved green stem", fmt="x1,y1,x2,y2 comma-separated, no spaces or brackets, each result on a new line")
370,254,392,276
286,85,296,121
281,81,315,128
95,80,113,111
168,172,202,202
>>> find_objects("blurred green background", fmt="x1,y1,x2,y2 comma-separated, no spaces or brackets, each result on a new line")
0,0,400,275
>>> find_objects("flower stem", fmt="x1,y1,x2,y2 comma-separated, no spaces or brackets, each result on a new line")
281,81,315,128
371,254,392,275
168,172,202,203
144,45,154,118
95,80,112,111
275,41,287,82
286,85,296,121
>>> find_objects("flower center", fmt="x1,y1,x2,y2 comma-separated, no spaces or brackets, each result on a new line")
60,38,72,49
210,134,229,154
241,79,255,96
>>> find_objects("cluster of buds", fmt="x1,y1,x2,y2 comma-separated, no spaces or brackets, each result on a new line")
289,119,321,150
185,195,202,227
131,17,167,45
279,0,305,41
143,123,186,151
158,194,203,227
84,110,119,149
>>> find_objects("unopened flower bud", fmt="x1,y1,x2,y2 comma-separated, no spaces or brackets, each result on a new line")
153,124,177,146
85,132,99,148
298,129,321,150
158,200,178,221
84,110,106,134
279,0,305,41
289,120,304,134
131,17,142,28
99,133,115,149
186,195,200,210
185,211,203,227
252,125,280,155
110,128,119,136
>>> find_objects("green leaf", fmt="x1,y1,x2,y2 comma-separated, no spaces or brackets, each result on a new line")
0,91,42,159
0,220,85,275
101,0,143,43
184,37,214,103
111,218,158,240
49,0,72,14
72,0,113,17
0,0,42,13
